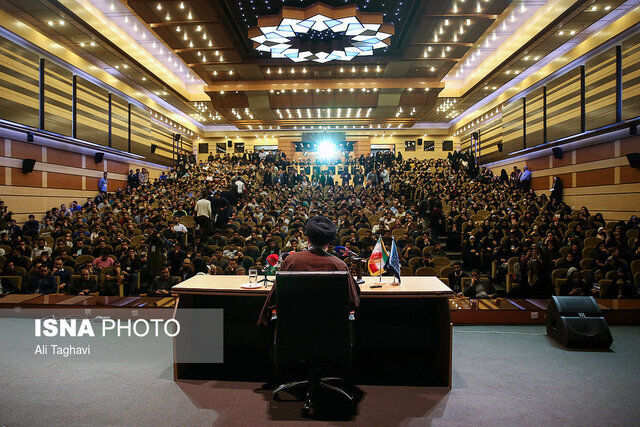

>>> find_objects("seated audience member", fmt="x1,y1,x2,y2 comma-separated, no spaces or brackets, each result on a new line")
463,269,497,299
24,264,57,294
69,268,98,295
1,261,24,279
148,266,179,296
448,262,468,295
102,261,126,296
560,267,590,296
92,250,115,272
30,238,52,260
178,258,196,281
612,268,637,299
52,258,72,291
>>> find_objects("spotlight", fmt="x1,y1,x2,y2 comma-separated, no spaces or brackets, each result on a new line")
317,140,337,160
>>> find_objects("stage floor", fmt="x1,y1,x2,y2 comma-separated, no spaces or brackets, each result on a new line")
1,318,638,425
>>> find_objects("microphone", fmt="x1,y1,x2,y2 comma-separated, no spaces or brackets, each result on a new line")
266,253,280,267
334,246,361,258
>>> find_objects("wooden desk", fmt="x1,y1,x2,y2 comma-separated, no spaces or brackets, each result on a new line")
172,275,453,387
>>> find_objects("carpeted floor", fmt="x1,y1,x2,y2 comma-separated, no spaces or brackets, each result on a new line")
0,318,639,425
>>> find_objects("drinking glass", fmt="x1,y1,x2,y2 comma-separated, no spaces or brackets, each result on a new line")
248,269,258,283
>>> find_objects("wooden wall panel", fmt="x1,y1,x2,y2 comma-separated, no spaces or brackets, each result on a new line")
109,179,127,191
556,172,572,189
149,120,175,164
552,151,573,168
620,135,640,156
620,165,640,184
585,48,617,131
85,156,105,171
525,87,544,147
575,168,614,187
0,36,39,128
622,32,640,121
47,172,83,190
531,176,548,190
44,60,73,137
47,147,82,168
575,142,615,164
130,104,151,157
527,155,549,171
460,134,471,151
501,98,524,153
12,168,41,187
0,166,4,185
478,117,502,163
76,77,109,146
111,95,129,153
547,67,581,142
107,160,130,175
11,141,42,161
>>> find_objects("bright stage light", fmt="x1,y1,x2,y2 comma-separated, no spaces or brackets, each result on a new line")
317,140,337,159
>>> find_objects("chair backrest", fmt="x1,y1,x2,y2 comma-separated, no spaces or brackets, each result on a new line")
274,271,351,367
559,246,572,258
631,259,640,276
400,266,413,276
551,268,568,288
415,266,437,276
439,266,453,278
432,256,450,266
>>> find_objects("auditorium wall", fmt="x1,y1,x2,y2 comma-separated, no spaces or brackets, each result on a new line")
0,32,195,167
196,134,457,162
455,31,640,164
454,28,640,221
0,134,167,222
485,133,640,221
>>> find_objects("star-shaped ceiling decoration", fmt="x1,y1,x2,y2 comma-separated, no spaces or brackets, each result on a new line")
248,3,394,63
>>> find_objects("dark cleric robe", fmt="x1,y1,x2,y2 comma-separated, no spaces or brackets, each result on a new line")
257,247,361,326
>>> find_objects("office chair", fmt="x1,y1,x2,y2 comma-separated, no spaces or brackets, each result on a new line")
272,271,354,418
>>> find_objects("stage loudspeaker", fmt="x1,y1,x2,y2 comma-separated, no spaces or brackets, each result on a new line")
626,153,640,168
94,152,104,163
228,140,233,148
472,131,479,140
150,144,158,153
546,296,612,349
173,133,181,143
417,138,422,146
22,159,36,173
26,132,34,142
497,143,503,152
552,147,563,159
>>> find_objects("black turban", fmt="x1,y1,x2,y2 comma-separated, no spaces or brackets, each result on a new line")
305,216,337,247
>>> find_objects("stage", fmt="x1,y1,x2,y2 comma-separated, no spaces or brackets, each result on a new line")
171,275,454,387
0,318,638,424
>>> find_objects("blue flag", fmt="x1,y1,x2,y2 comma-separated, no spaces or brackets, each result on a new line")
384,238,402,283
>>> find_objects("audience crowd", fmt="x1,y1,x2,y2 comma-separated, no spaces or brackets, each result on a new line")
0,149,638,299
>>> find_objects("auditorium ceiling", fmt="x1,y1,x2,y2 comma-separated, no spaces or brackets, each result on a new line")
0,0,633,133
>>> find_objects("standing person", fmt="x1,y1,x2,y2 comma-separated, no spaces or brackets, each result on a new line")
211,191,231,229
550,176,563,203
98,172,108,194
195,191,212,237
341,169,351,186
519,166,531,191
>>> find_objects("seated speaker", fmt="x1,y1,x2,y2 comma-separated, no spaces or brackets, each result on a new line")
546,296,612,349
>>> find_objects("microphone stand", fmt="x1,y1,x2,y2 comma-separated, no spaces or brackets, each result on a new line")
258,265,275,287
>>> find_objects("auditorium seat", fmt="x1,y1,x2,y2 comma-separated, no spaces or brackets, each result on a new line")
415,267,437,276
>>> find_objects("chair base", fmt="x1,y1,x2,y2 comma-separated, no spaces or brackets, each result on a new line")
273,376,354,418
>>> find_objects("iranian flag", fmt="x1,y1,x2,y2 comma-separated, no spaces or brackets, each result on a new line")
368,237,389,276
